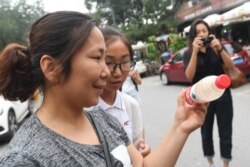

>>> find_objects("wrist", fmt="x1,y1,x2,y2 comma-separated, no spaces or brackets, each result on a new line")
172,123,190,140
172,121,190,136
217,47,224,54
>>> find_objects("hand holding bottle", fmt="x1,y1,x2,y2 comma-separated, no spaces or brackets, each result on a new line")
174,89,208,134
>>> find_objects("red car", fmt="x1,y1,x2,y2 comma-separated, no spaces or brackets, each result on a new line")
160,42,250,85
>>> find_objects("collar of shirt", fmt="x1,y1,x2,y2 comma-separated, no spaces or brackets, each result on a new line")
98,91,126,111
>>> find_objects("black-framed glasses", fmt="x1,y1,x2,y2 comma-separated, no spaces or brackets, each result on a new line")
106,60,136,72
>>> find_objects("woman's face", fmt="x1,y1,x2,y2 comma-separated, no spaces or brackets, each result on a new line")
60,27,110,108
196,23,209,39
104,39,131,93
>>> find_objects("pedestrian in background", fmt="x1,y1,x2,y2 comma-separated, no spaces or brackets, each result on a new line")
183,19,234,167
0,11,208,167
122,69,142,106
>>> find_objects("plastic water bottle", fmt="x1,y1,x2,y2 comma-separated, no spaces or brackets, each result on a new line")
185,74,231,105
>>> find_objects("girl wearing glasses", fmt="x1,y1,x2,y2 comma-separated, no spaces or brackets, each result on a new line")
94,26,150,157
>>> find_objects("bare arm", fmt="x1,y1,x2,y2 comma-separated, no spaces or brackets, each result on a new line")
128,90,207,167
185,51,198,81
131,96,151,157
185,37,202,80
127,144,143,167
210,35,234,70
142,90,207,167
134,138,151,157
130,70,142,85
220,50,234,69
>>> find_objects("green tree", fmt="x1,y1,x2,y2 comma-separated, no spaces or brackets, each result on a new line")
169,34,187,52
147,35,161,61
86,0,180,43
85,0,143,26
0,0,45,49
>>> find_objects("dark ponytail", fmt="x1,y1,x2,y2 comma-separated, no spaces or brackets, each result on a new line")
0,43,37,102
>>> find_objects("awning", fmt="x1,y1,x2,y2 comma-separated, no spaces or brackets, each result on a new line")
203,14,221,26
219,2,250,23
132,41,147,50
183,26,190,33
182,2,250,34
183,14,220,33
155,34,170,42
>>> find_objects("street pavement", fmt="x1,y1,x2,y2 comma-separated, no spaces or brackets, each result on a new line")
140,75,250,167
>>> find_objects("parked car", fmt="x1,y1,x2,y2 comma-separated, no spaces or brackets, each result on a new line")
0,96,30,142
160,47,189,85
160,41,250,85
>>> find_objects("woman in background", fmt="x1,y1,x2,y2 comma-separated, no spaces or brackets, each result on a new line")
183,19,234,167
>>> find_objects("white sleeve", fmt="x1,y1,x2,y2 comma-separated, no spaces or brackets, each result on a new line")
122,93,144,144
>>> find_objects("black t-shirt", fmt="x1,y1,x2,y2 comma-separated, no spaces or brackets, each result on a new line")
183,47,225,84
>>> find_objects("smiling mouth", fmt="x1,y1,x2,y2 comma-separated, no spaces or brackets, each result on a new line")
111,80,122,84
94,85,105,89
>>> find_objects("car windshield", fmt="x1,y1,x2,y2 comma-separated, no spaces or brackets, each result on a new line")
173,53,183,63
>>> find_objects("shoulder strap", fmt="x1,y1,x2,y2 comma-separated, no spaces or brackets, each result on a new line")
131,77,139,91
85,113,113,167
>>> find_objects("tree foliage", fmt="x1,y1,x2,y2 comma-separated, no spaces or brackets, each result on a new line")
0,0,45,49
85,0,179,42
147,35,161,61
169,34,187,52
85,0,143,26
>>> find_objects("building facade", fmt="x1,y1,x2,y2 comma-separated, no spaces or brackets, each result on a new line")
174,0,250,45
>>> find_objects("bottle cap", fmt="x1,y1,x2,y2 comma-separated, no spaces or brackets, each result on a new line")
215,74,231,89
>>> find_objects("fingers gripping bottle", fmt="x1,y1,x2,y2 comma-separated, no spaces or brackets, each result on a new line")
185,74,231,105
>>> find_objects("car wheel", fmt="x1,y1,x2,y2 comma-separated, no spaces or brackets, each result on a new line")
161,73,170,85
6,110,18,141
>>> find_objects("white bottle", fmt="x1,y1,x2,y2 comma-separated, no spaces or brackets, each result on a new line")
185,74,231,105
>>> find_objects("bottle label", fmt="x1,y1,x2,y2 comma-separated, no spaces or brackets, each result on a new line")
185,86,205,105
185,87,197,105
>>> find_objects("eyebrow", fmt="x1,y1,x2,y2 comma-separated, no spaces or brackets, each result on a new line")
106,52,130,58
98,48,106,54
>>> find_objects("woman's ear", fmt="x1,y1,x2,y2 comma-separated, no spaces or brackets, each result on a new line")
40,55,60,83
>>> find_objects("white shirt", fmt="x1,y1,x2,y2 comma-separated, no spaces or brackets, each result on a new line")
98,91,133,141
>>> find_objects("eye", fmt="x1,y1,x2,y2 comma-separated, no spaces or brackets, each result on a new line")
106,62,115,65
93,55,104,61
121,61,130,64
95,56,102,60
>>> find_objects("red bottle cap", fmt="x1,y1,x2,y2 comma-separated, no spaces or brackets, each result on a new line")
215,74,231,89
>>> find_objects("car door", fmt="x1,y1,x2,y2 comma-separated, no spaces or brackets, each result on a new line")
167,51,189,82
234,55,250,75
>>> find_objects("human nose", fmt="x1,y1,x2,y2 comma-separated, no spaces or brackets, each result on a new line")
101,63,110,78
112,64,123,76
200,32,207,38
112,64,122,72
